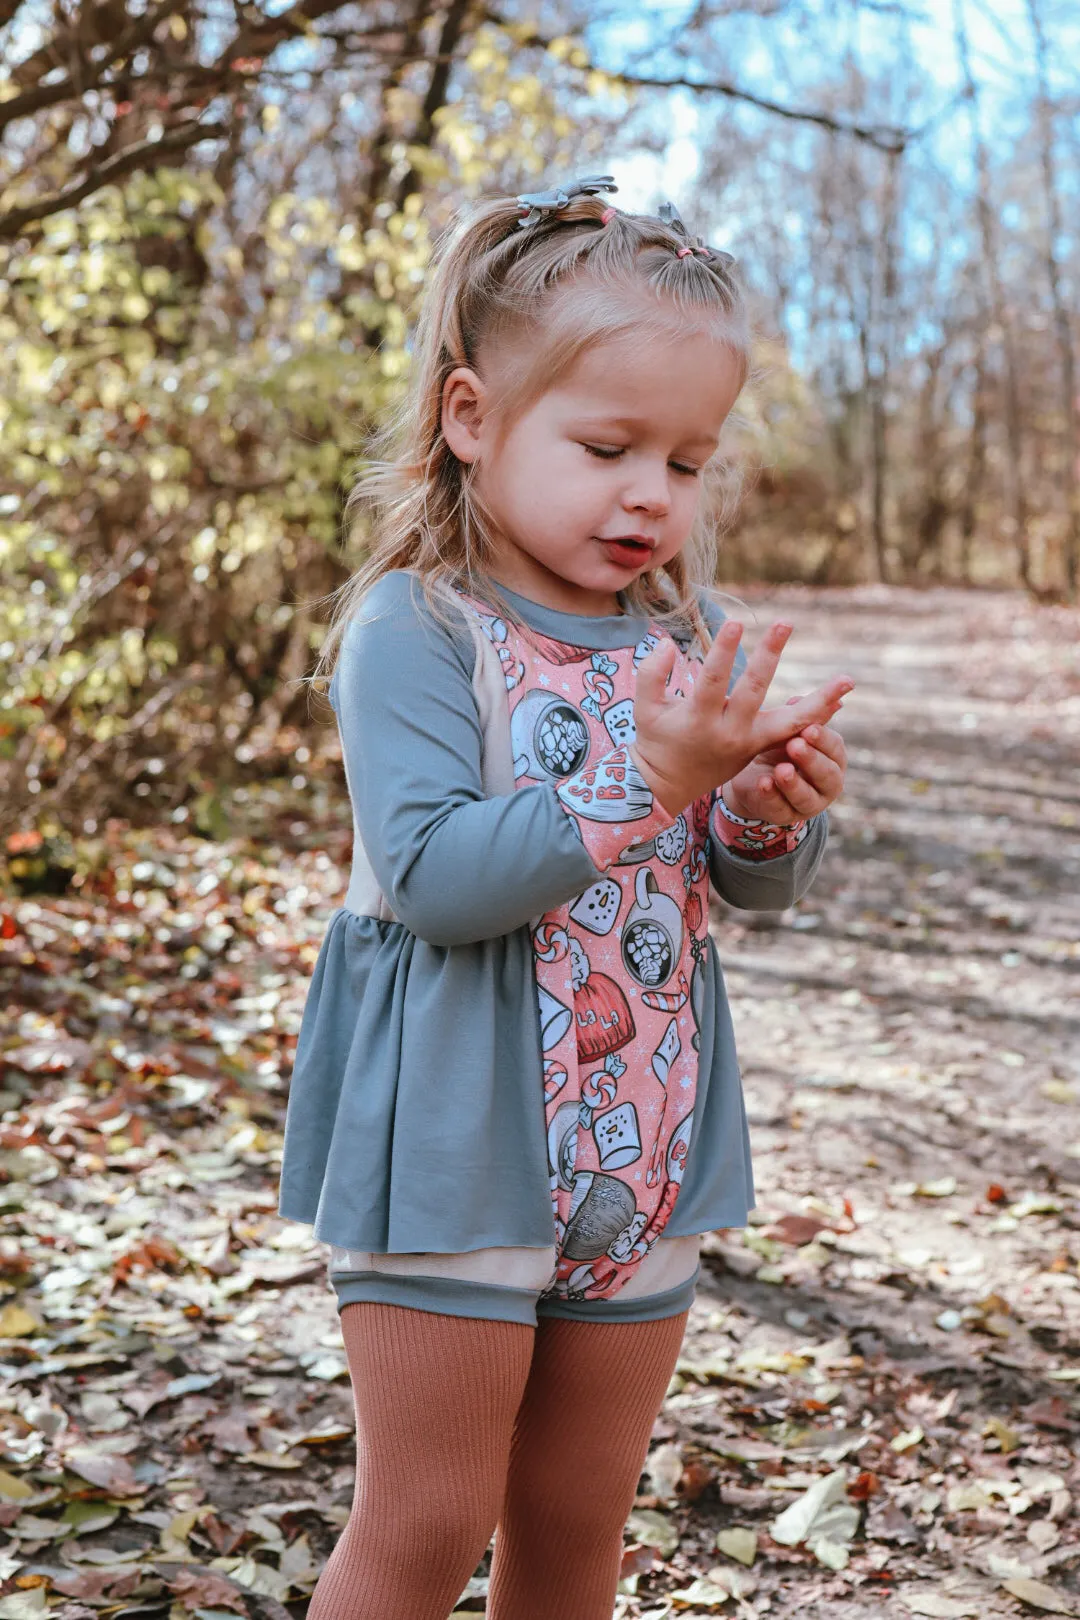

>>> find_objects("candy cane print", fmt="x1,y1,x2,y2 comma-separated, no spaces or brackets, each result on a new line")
533,922,569,961
646,1089,671,1187
641,970,690,1013
634,1175,682,1248
544,1060,569,1103
497,645,525,689
586,1255,621,1293
581,652,616,720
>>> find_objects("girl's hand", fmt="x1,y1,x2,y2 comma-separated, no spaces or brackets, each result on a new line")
722,720,848,825
629,620,854,818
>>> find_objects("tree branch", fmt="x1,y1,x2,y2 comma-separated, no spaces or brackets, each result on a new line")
0,0,187,134
623,71,910,153
480,8,913,153
0,120,227,239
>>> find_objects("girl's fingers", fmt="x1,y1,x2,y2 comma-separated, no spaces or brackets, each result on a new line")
757,769,817,822
773,760,829,814
785,738,844,797
723,622,793,722
634,638,678,712
794,724,847,769
754,678,852,751
694,619,743,700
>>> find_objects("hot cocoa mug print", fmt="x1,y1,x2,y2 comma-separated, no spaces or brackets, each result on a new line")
620,868,684,989
511,690,591,781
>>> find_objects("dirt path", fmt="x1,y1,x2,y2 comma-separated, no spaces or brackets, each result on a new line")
1,587,1077,1619
659,585,1080,1617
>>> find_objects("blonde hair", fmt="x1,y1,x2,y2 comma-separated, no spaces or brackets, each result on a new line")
313,185,751,680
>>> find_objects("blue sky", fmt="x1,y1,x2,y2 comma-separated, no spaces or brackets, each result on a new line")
587,0,1073,217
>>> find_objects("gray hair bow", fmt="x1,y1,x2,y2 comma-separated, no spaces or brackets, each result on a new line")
516,174,618,229
658,200,736,268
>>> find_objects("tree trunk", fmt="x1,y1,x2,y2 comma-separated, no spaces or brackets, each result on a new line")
952,0,1031,590
1026,0,1080,598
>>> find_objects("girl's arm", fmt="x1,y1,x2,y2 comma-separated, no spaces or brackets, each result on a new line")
708,803,828,911
333,572,679,947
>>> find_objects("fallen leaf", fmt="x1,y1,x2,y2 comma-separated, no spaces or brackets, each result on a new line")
1027,1399,1078,1433
703,1564,759,1599
771,1469,860,1569
899,1596,978,1618
1027,1520,1060,1553
644,1442,683,1502
715,1527,757,1565
670,1577,732,1609
165,1568,247,1613
915,1177,957,1198
625,1508,679,1558
984,1417,1021,1452
765,1212,832,1245
1000,1576,1075,1613
63,1447,140,1496
0,1470,34,1500
620,1543,657,1580
0,1593,48,1618
0,1304,41,1338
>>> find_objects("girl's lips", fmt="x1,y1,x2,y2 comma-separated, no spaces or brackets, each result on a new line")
596,538,654,566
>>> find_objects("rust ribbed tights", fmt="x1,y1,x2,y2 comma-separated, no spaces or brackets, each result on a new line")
306,1301,688,1620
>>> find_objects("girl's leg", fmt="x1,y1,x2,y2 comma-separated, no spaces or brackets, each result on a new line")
486,1310,689,1620
308,1302,534,1620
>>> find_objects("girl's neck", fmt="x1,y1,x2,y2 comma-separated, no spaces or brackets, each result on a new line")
480,565,624,619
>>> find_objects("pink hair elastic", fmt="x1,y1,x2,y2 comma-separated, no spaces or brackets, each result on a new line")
600,206,617,224
676,245,693,257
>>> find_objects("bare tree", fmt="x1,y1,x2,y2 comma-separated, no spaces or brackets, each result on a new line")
952,0,1031,589
1026,0,1079,597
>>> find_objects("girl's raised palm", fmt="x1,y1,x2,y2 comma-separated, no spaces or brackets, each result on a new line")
629,620,854,818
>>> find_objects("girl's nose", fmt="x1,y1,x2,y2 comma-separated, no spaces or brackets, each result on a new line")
622,462,671,517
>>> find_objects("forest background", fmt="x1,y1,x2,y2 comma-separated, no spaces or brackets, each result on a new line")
2,0,1078,841
2,6,1080,1615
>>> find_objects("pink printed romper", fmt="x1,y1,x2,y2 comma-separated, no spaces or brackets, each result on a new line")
472,593,713,1307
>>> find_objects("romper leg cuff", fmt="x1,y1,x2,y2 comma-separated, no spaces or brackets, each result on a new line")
331,1269,540,1326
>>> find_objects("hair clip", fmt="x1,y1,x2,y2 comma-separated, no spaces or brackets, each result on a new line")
657,200,692,240
658,199,736,268
516,174,618,229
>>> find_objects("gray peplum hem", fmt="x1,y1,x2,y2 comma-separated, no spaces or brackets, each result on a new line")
330,1266,701,1325
277,904,754,1256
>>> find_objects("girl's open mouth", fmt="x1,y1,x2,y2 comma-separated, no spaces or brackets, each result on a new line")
597,538,654,566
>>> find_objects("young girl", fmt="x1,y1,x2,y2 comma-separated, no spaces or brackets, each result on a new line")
280,174,852,1620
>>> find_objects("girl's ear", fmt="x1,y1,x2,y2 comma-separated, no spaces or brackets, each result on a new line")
441,367,487,464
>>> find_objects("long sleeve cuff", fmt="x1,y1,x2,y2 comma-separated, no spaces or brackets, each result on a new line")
711,789,810,862
555,744,679,872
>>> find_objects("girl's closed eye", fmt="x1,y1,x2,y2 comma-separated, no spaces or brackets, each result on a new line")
581,444,700,477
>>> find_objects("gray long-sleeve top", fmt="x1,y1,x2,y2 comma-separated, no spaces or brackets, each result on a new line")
278,572,827,1255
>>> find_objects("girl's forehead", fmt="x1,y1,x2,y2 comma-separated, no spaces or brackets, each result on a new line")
549,329,743,435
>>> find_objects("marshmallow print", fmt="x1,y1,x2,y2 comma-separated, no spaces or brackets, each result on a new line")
478,613,525,690
569,878,622,937
602,697,636,749
651,1018,682,1087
